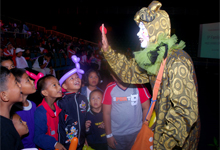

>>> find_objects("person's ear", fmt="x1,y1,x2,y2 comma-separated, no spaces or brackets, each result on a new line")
0,91,9,102
62,83,67,90
41,90,48,97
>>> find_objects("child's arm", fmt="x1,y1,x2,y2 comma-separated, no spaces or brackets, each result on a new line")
136,84,151,122
34,107,57,149
103,104,117,149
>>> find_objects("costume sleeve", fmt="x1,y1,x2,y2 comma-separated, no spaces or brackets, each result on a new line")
155,60,198,149
102,46,149,84
136,84,151,103
34,107,57,149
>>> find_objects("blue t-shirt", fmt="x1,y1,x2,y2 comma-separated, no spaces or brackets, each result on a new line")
16,100,36,148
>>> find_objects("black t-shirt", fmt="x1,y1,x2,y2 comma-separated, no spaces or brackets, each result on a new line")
0,115,24,150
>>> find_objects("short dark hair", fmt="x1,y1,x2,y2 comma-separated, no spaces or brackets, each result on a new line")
37,75,55,94
0,66,11,92
83,69,101,86
10,68,26,83
45,52,53,59
89,89,103,101
0,56,13,64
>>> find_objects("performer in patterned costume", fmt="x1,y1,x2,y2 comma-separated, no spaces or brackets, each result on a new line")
101,1,200,149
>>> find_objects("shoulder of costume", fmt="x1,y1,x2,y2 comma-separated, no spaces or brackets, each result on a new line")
168,48,192,62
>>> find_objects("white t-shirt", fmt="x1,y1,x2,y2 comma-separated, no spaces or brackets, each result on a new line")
16,56,28,68
81,55,87,63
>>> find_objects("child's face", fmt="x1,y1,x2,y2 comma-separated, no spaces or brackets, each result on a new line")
5,73,23,103
20,73,36,96
12,114,29,137
88,72,99,87
1,60,15,70
90,91,102,109
16,52,23,57
62,73,81,93
42,77,62,99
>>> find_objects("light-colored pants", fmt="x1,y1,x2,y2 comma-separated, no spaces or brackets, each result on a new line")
32,68,56,77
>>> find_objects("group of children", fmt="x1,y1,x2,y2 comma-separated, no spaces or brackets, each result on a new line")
0,55,151,150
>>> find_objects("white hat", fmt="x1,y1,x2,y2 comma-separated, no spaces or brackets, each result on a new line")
16,48,25,53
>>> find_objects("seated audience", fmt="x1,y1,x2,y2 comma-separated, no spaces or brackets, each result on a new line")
13,48,29,69
3,42,16,57
32,52,56,77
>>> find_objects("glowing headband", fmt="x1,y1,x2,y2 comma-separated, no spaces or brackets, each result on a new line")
59,55,84,86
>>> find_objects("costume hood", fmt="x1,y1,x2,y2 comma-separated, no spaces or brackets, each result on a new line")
134,1,171,43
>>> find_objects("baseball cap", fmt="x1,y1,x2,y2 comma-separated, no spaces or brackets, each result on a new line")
16,48,25,53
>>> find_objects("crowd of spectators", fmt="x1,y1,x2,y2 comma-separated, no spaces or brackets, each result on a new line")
0,19,106,78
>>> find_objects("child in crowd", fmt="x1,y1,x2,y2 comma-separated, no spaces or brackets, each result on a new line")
102,70,151,150
81,69,102,111
13,48,29,69
0,66,24,149
10,68,37,148
58,59,88,150
34,75,66,150
0,56,15,70
32,52,56,77
11,113,29,138
85,89,108,150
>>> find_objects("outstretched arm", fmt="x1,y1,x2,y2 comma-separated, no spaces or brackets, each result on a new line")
101,24,149,84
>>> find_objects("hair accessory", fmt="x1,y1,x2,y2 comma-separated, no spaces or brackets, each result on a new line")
26,71,44,89
59,55,84,86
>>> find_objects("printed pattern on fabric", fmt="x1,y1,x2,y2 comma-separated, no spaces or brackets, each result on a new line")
103,47,149,84
103,48,200,149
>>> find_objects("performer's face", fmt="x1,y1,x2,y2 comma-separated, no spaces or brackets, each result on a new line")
137,22,149,48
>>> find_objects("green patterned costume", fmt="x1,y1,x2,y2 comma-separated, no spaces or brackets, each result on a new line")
102,1,200,149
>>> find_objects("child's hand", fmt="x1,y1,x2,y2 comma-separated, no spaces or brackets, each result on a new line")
55,142,66,150
107,136,118,149
98,122,105,129
85,120,91,131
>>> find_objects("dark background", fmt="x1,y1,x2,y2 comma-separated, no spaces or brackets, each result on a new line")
1,0,220,149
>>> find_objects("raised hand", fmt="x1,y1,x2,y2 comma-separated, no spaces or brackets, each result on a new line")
101,24,109,52
85,120,91,131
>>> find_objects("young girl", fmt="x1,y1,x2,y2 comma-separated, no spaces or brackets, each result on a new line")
11,68,37,148
34,75,66,150
81,69,102,111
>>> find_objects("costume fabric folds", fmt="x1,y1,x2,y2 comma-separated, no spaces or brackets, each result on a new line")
102,1,200,149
